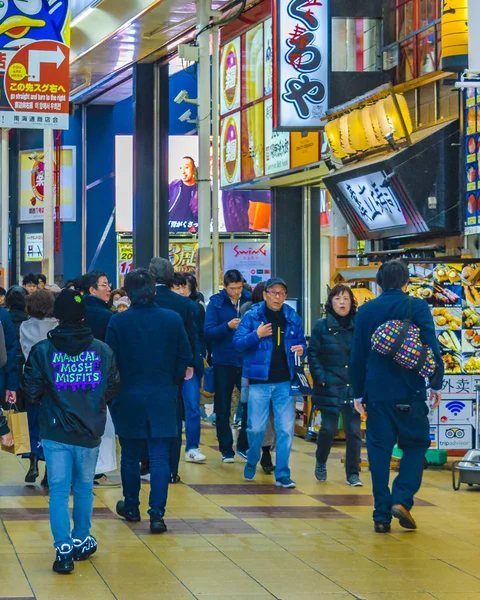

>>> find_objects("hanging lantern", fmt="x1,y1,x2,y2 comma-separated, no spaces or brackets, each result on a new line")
361,105,382,147
339,114,355,155
347,110,369,152
374,99,393,138
441,0,468,72
325,119,348,159
383,94,413,140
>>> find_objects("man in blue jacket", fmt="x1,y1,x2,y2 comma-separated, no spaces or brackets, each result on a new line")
233,278,307,488
350,260,444,533
204,269,251,462
0,304,19,406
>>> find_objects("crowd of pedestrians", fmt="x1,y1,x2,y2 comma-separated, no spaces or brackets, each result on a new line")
0,260,444,574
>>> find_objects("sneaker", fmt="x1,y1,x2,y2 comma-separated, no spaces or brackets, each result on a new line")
141,473,151,482
94,475,121,488
52,544,74,574
150,514,167,534
73,536,97,561
275,477,296,489
346,474,363,487
185,448,207,463
222,454,235,464
170,473,181,484
244,463,256,481
236,449,248,461
315,462,327,482
116,500,141,523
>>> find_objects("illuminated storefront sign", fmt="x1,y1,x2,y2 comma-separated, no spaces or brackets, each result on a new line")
273,0,329,130
220,37,241,115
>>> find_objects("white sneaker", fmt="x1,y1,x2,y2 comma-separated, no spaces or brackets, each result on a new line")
185,448,207,463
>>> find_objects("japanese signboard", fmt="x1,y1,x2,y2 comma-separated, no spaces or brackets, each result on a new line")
169,242,198,273
241,103,264,180
264,98,290,175
273,0,329,130
24,233,43,262
245,24,264,104
19,146,76,224
0,0,70,129
464,87,480,235
337,171,407,232
117,242,133,277
220,36,241,115
223,241,271,287
221,112,241,187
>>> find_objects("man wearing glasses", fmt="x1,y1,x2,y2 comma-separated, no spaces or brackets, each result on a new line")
233,278,307,488
82,271,119,488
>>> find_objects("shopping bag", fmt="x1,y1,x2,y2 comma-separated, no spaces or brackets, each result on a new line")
201,364,215,398
290,355,313,396
95,409,117,475
1,406,30,455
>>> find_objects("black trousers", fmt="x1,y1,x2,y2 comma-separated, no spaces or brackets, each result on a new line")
213,364,242,456
316,404,361,477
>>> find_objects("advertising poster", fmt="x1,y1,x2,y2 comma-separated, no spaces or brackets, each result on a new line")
221,112,241,187
0,0,70,129
169,242,198,273
117,242,133,277
244,24,264,104
273,0,329,129
241,102,264,181
221,189,271,233
24,233,43,262
19,146,76,223
220,36,241,115
264,98,290,175
168,135,199,233
464,88,480,234
223,241,271,287
290,131,320,169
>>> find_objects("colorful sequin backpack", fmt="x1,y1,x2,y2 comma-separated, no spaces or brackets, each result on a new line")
371,300,436,378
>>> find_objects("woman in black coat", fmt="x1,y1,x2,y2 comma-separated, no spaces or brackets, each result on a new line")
308,284,362,487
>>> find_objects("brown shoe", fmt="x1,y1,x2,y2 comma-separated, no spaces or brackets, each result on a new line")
93,475,121,488
391,504,417,530
374,522,391,534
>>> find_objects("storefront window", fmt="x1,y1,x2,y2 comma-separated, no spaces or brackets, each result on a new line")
394,0,441,82
332,18,381,72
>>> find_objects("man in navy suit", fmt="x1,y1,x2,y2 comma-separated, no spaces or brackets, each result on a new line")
350,260,444,533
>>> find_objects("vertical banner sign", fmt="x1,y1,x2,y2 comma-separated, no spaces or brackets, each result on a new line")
273,0,329,130
464,87,480,235
0,0,70,129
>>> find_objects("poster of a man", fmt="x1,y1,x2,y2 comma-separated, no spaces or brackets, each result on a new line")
169,156,199,232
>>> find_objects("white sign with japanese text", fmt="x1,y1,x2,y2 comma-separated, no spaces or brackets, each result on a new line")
264,98,290,175
223,242,271,287
337,171,407,231
24,233,43,262
441,375,476,399
274,0,329,130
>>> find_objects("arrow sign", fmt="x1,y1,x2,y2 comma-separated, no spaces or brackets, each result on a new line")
28,46,66,82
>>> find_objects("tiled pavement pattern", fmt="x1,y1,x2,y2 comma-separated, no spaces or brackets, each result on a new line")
1,425,480,600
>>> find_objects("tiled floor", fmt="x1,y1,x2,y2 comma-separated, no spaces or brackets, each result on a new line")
1,424,480,600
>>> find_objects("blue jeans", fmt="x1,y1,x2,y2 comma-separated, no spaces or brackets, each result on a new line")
366,400,430,524
120,436,172,517
246,382,294,480
183,374,201,451
42,439,99,548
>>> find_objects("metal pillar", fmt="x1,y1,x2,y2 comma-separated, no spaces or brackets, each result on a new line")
197,0,213,299
302,186,312,336
43,129,55,283
212,25,220,294
1,129,9,288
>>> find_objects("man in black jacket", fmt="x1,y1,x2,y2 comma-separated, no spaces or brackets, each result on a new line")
350,260,444,533
149,257,204,481
23,290,120,574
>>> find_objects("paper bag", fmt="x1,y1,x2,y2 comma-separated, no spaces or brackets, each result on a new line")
1,409,31,455
95,409,117,475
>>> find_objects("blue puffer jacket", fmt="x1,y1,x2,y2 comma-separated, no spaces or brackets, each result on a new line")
233,302,307,381
204,289,251,367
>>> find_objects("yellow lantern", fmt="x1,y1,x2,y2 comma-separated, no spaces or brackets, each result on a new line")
361,105,382,147
375,99,392,138
368,103,385,143
325,119,348,159
339,114,355,155
441,0,468,72
383,94,413,140
347,110,369,152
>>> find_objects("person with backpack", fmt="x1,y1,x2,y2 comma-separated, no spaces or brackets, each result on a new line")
23,290,120,574
350,260,443,533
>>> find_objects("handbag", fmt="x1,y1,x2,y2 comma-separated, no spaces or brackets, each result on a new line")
371,298,436,378
1,403,31,455
290,354,313,396
200,361,215,398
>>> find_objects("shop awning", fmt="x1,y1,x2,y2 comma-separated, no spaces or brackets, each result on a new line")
323,119,461,240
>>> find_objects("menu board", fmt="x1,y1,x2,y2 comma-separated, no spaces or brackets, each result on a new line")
464,88,480,235
408,262,479,450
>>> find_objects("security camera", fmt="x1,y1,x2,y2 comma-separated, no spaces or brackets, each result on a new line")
179,109,192,122
174,90,189,104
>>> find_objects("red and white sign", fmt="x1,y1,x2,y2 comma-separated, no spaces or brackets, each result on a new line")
223,241,271,287
1,40,70,129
